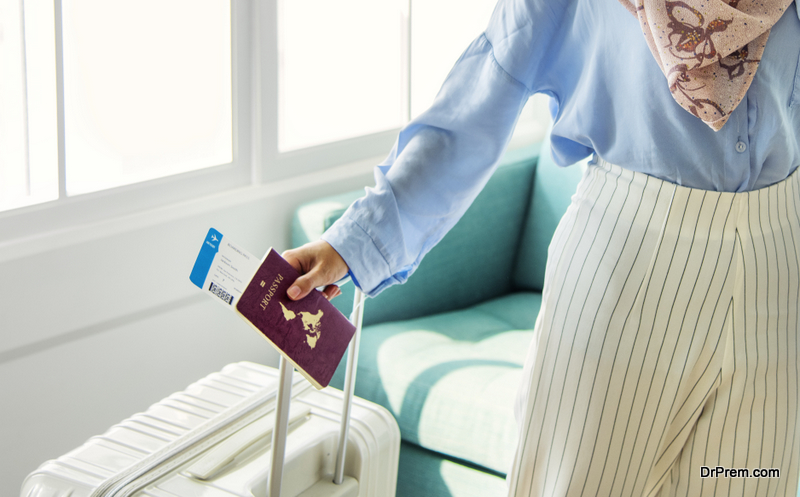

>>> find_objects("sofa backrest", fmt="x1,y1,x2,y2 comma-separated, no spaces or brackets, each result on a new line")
512,134,585,292
359,147,539,326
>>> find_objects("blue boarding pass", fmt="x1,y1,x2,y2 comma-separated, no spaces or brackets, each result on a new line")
189,228,260,309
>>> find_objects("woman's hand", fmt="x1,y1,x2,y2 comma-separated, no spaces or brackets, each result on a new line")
282,240,349,301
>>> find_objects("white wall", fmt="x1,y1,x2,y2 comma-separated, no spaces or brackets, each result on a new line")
0,158,376,495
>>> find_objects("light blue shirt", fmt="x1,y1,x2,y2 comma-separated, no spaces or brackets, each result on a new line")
323,0,800,296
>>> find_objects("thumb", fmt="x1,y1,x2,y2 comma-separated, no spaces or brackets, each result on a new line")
287,269,326,300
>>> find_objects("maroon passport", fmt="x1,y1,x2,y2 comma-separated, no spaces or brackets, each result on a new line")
236,248,356,389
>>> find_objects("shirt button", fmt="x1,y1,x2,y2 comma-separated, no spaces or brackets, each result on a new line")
735,141,747,153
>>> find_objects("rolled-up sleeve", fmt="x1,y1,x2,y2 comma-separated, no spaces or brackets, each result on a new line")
321,33,532,296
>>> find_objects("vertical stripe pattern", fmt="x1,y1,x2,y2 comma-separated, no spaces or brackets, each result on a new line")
507,160,800,497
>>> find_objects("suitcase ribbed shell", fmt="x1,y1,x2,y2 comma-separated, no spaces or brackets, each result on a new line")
20,362,400,497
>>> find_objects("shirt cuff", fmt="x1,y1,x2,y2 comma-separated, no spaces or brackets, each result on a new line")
321,216,398,297
346,269,360,290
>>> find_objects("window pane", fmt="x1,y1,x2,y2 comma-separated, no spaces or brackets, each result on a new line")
62,0,233,196
0,0,58,213
279,0,405,152
410,0,496,118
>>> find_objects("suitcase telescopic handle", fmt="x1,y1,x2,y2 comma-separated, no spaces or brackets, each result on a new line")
334,287,366,484
269,355,293,497
268,287,366,497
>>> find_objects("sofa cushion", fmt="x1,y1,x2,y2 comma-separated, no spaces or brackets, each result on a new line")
397,441,507,497
331,291,542,473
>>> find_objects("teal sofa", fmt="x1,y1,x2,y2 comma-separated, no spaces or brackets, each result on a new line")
291,137,584,496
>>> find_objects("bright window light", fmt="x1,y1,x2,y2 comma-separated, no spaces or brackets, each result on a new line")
278,0,406,152
62,0,233,196
410,0,497,118
0,0,58,213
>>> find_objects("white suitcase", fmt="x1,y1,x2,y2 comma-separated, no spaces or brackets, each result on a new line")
21,292,400,497
20,361,400,497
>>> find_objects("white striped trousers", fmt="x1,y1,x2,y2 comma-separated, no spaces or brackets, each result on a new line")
507,160,800,497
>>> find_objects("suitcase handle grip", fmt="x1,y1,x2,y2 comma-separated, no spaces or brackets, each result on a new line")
188,405,310,480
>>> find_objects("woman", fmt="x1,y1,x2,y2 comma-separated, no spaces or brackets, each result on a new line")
284,0,800,495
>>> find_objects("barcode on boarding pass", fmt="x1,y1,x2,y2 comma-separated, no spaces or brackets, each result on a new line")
208,282,234,305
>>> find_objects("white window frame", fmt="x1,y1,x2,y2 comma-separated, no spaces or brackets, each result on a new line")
0,1,252,242
0,0,407,246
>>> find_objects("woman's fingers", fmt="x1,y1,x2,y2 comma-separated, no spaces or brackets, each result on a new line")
321,284,342,300
282,241,349,301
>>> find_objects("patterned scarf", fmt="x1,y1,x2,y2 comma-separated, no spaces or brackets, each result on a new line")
619,0,793,131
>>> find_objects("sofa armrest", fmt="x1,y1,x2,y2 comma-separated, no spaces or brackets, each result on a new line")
291,143,541,326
